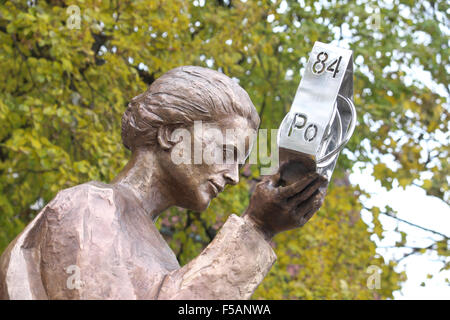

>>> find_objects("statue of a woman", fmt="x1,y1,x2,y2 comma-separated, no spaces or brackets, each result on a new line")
0,66,326,299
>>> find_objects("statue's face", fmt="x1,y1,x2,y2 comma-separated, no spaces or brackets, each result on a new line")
159,116,255,211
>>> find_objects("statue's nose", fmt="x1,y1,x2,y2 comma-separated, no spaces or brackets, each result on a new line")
224,166,239,185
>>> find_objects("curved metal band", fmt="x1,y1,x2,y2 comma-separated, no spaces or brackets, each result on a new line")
316,94,356,167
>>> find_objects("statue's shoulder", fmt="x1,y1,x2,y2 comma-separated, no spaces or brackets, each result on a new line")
44,181,117,225
50,181,113,205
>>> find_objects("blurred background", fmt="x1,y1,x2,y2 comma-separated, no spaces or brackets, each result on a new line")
0,0,448,299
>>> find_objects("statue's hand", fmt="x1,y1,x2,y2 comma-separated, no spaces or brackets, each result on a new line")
242,168,327,240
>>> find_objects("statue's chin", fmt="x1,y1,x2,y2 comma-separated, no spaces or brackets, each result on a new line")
189,201,211,212
181,195,212,212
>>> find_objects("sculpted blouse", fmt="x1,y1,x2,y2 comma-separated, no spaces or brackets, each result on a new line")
0,182,276,299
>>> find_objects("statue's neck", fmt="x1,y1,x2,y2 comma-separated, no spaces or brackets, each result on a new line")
111,149,174,221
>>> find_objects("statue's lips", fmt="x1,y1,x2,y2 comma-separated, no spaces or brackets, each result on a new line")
208,180,224,197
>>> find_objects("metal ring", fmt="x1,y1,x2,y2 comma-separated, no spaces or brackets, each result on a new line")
316,94,356,167
316,105,343,168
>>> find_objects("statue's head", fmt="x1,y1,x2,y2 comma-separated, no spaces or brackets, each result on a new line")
121,66,260,211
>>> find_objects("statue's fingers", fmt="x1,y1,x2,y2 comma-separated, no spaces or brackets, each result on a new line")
269,171,282,186
278,173,317,198
296,190,324,224
299,207,316,226
287,178,327,207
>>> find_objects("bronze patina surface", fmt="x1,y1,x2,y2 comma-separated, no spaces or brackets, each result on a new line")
0,66,326,299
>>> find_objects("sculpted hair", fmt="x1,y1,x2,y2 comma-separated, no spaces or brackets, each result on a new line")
121,66,260,151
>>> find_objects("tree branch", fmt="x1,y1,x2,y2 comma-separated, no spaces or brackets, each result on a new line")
380,209,449,239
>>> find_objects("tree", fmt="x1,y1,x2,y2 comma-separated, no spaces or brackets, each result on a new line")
0,0,447,299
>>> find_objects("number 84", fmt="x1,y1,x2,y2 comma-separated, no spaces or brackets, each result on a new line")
312,52,342,78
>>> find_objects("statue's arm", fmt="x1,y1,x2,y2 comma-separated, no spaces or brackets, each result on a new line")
157,170,328,300
156,214,276,300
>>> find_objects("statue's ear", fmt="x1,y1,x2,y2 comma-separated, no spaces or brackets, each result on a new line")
157,126,178,151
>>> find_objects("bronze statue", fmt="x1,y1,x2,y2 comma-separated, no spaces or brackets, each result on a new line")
0,66,327,300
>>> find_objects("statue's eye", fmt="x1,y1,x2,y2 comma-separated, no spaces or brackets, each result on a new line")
222,145,237,163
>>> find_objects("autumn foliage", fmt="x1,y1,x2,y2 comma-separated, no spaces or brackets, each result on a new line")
0,0,448,299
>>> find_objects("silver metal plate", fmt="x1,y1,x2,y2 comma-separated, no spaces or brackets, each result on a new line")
278,41,355,180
